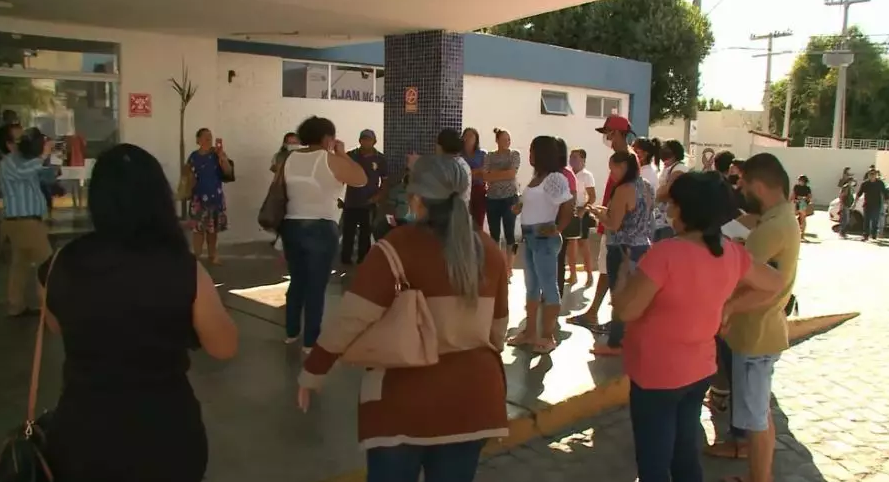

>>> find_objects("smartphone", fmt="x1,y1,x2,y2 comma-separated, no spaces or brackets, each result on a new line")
215,138,223,151
386,214,397,226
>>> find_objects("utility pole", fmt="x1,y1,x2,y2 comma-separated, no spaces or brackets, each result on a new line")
782,81,793,138
750,30,793,134
682,0,702,157
824,0,869,149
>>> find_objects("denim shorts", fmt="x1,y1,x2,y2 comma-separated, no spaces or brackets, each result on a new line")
731,353,780,431
521,224,562,305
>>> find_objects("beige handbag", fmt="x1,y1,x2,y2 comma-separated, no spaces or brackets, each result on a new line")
340,239,439,368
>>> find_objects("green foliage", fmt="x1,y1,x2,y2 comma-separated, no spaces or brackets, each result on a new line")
487,0,714,122
0,77,54,121
769,27,889,145
697,97,733,111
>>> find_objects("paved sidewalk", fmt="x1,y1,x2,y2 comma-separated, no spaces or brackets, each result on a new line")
476,213,889,482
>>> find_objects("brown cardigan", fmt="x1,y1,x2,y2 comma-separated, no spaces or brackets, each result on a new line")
300,225,510,449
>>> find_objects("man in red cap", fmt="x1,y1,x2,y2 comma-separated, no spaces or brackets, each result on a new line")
570,115,633,352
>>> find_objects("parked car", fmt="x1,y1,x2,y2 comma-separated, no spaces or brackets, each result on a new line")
828,196,889,232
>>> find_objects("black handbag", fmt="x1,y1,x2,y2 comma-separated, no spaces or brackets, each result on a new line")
0,249,62,482
221,159,235,183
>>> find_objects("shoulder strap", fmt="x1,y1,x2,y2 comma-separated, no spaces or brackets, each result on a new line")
375,239,409,288
27,247,63,422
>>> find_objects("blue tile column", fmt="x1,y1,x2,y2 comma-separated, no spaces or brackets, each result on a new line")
383,31,464,181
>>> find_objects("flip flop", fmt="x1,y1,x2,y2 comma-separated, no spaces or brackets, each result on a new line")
590,345,622,357
568,315,596,327
705,441,749,459
506,331,535,347
532,338,558,355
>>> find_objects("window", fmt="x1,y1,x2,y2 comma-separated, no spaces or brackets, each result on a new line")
0,32,118,74
375,69,385,103
328,65,375,102
586,95,623,118
540,90,572,116
282,61,330,99
603,98,622,116
586,96,604,118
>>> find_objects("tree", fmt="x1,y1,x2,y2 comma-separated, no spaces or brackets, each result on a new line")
769,27,889,145
697,97,733,111
487,0,714,122
169,59,198,217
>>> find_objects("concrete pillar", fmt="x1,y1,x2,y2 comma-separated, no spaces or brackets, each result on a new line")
383,31,464,181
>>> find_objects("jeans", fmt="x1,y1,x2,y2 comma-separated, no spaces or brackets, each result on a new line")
522,225,562,305
341,205,374,264
605,244,650,348
280,219,338,345
486,196,518,246
731,353,780,432
715,336,747,439
839,205,851,235
366,440,485,482
469,184,487,230
630,378,710,482
864,204,882,239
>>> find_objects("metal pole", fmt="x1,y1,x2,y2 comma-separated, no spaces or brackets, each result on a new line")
831,2,850,148
683,0,702,156
826,0,870,148
782,80,793,138
751,30,792,134
762,36,774,132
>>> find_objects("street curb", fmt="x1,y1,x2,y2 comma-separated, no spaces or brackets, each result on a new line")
787,312,859,343
317,312,859,482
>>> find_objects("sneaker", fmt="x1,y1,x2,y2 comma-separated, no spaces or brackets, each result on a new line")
284,336,300,345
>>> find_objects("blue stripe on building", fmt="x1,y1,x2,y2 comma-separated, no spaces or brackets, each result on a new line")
218,32,651,136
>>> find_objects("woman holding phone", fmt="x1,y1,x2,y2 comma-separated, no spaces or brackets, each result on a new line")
188,128,232,265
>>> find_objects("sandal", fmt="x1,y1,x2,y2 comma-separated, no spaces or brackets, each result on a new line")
532,337,558,354
704,389,729,413
506,331,535,347
704,440,749,459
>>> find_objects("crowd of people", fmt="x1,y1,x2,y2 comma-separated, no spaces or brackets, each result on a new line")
0,111,810,482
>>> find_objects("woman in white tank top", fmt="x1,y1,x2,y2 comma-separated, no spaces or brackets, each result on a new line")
280,116,367,351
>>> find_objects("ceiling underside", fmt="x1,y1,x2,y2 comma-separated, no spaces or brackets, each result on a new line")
1,0,591,47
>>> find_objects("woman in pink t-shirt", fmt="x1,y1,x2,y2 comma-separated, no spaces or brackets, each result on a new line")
610,171,783,482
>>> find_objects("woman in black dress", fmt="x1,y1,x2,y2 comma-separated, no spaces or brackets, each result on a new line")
39,143,238,482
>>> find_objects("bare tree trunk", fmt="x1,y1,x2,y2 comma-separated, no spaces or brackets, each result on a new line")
178,107,187,219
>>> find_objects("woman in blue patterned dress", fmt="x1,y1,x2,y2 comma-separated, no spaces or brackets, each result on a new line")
188,128,231,264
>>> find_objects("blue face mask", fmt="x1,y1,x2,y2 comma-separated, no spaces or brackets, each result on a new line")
404,211,417,223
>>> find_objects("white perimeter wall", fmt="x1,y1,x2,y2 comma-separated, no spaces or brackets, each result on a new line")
463,75,629,201
0,17,219,185
216,52,383,243
750,146,881,205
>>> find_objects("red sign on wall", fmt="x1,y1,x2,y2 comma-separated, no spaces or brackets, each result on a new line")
404,87,418,113
128,93,152,117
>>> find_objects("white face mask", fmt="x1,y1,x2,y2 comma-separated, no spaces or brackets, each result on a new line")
286,144,299,151
602,134,613,150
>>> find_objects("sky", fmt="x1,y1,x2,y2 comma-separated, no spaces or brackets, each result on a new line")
698,0,888,111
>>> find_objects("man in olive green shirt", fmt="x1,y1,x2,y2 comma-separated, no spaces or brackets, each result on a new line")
712,153,800,482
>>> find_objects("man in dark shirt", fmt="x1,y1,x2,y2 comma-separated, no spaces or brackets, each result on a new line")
341,129,387,264
856,169,888,241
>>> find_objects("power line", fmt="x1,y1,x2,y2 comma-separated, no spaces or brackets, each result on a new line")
750,30,793,132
